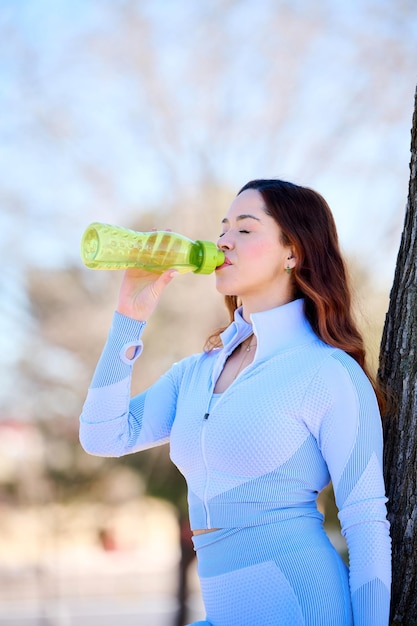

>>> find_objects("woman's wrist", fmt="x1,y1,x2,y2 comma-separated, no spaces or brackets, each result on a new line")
115,305,148,322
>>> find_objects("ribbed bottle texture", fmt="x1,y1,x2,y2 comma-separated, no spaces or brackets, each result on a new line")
80,222,224,274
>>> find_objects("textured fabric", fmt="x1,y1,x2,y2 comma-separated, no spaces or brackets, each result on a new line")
80,298,391,625
191,520,352,625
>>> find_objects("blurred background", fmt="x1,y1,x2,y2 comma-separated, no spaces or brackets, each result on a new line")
1,0,416,624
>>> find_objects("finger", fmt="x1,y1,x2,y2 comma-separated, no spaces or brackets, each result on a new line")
156,268,179,287
147,270,177,301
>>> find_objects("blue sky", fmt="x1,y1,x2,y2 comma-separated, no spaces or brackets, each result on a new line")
1,1,415,261
1,0,417,408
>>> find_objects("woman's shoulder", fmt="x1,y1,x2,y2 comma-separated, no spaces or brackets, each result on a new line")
310,345,378,408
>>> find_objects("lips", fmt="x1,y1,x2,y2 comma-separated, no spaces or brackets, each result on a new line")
216,257,232,270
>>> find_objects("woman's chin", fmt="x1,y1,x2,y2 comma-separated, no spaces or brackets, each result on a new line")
215,280,235,297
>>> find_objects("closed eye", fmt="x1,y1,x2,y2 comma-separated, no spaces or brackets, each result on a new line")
219,229,250,237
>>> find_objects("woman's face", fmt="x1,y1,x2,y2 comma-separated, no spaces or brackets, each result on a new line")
215,188,296,313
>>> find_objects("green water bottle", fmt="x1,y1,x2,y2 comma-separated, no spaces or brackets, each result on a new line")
80,222,225,274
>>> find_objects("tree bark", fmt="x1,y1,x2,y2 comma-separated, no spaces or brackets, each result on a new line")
173,514,195,626
378,85,417,624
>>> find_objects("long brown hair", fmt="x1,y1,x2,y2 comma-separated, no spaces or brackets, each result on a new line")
206,178,383,407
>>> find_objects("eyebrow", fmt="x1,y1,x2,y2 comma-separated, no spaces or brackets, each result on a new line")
221,214,262,224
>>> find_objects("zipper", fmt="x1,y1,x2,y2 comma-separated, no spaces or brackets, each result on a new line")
199,342,255,526
199,382,240,528
200,373,248,529
201,411,211,528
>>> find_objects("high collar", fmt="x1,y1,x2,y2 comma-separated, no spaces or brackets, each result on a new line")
219,298,317,363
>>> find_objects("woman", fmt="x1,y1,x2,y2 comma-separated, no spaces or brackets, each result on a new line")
80,179,391,625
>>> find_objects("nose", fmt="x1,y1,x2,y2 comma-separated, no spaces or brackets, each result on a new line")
217,233,234,250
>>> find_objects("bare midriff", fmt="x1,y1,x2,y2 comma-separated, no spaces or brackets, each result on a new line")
192,528,221,536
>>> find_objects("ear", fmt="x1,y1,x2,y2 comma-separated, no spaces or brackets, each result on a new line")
285,249,297,271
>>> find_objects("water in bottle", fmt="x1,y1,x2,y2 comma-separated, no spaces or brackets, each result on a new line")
81,222,225,274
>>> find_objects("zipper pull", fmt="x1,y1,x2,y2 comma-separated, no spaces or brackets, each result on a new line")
203,413,209,420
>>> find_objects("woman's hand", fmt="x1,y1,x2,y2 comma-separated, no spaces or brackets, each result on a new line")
116,267,178,321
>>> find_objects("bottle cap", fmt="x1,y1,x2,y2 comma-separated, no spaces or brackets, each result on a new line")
193,240,225,274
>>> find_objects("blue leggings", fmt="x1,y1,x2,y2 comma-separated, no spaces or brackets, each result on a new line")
188,517,352,626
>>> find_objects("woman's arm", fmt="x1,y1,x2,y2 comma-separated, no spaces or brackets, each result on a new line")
79,311,181,457
79,268,180,456
305,351,391,626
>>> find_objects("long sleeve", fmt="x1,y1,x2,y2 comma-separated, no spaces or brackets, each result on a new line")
79,311,180,457
303,350,391,625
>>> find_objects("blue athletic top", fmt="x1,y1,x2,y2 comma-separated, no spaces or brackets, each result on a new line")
80,298,391,624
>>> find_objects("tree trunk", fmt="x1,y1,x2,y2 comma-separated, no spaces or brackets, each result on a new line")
378,85,417,624
173,514,195,626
